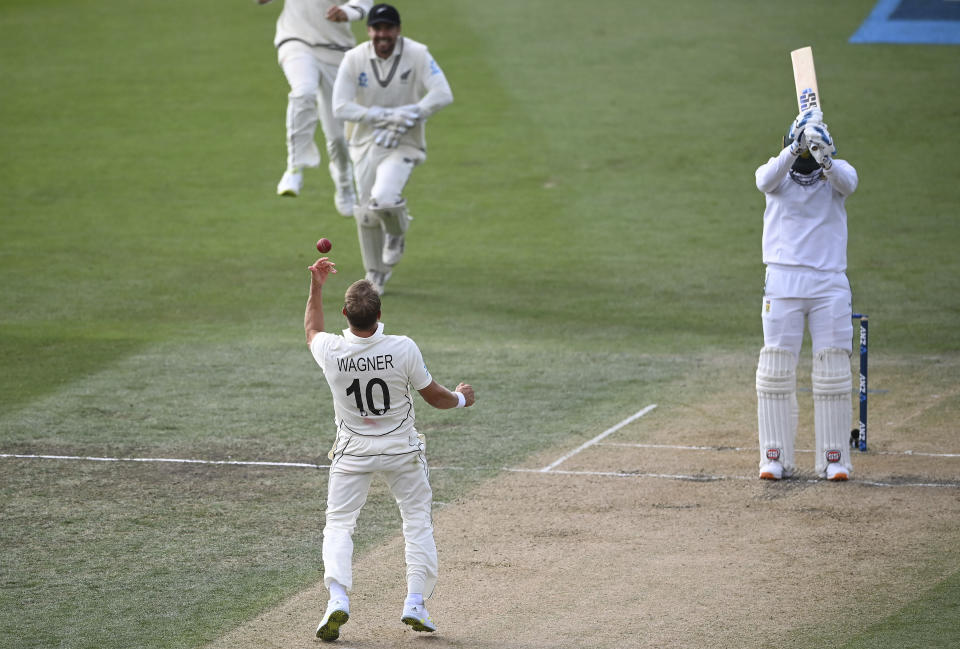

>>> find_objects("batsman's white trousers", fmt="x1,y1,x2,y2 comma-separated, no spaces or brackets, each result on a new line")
323,432,438,598
278,41,349,174
761,265,853,357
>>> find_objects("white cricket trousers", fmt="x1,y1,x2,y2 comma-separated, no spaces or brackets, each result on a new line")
278,41,349,174
351,144,424,207
761,265,853,357
323,432,438,598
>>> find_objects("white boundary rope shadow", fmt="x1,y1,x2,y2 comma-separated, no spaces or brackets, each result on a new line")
539,404,658,472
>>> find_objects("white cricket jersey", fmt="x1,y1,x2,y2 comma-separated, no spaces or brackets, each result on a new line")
310,322,433,438
756,146,858,273
333,36,453,151
274,0,372,66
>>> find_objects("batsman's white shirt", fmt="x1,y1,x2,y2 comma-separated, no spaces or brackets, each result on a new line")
274,0,372,66
756,146,858,276
333,36,453,152
310,322,432,438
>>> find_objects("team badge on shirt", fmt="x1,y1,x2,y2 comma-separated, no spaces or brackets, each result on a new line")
359,72,369,88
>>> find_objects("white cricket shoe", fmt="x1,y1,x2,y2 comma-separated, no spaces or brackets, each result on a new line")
277,170,303,197
330,163,356,217
826,463,850,481
364,270,392,296
401,602,436,633
382,234,405,266
759,460,784,481
316,598,350,642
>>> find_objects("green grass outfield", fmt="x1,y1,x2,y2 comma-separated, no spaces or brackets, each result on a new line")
1,0,958,647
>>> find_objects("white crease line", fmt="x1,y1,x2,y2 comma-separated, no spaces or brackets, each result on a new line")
540,404,657,472
3,453,958,488
597,443,960,458
0,454,327,469
508,467,960,489
514,467,736,481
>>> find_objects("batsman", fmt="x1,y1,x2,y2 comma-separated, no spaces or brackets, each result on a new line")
754,106,859,481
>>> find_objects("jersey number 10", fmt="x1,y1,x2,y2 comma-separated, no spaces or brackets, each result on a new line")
346,378,391,416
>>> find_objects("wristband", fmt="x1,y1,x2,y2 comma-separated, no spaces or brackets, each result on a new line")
454,391,466,408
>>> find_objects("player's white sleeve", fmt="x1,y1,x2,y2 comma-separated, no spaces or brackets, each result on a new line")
332,54,370,122
755,146,795,193
823,159,858,197
413,51,453,119
341,0,373,22
309,332,336,374
405,339,433,391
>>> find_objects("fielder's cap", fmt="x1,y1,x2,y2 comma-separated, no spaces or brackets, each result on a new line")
368,3,401,26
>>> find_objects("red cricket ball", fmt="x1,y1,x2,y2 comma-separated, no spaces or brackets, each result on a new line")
316,238,332,253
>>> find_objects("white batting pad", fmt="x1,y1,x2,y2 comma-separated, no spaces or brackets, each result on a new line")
756,346,798,475
286,93,321,170
354,207,388,275
372,201,410,236
812,347,853,477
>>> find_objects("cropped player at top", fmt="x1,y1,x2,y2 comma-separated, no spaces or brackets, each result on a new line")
259,0,372,213
304,256,475,641
332,3,453,295
755,106,859,482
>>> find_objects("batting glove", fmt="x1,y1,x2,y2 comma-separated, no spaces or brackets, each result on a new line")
805,123,836,169
788,108,822,148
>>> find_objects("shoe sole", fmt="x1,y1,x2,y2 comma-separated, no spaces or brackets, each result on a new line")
317,610,349,641
401,616,436,633
827,472,849,481
759,471,781,480
278,190,299,198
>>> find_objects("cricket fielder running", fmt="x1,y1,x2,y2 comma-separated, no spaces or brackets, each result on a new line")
332,3,453,295
755,108,859,481
304,256,475,641
259,0,372,213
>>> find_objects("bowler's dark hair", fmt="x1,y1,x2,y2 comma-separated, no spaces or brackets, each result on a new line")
344,280,381,331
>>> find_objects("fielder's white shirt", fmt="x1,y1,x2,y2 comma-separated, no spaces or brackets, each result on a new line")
333,36,453,151
274,0,373,66
756,146,858,273
310,322,433,438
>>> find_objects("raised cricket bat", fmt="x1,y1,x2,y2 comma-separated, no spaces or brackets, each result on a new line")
790,46,820,112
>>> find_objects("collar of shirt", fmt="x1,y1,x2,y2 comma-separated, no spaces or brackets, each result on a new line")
342,321,385,343
371,36,403,65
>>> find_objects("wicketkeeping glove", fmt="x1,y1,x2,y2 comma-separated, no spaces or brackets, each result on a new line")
362,105,417,128
805,123,836,169
373,125,403,148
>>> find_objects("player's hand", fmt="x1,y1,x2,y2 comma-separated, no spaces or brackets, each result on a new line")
326,6,348,21
788,108,822,148
789,129,807,156
805,123,835,169
455,383,475,407
308,257,337,285
395,104,422,121
373,126,403,148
